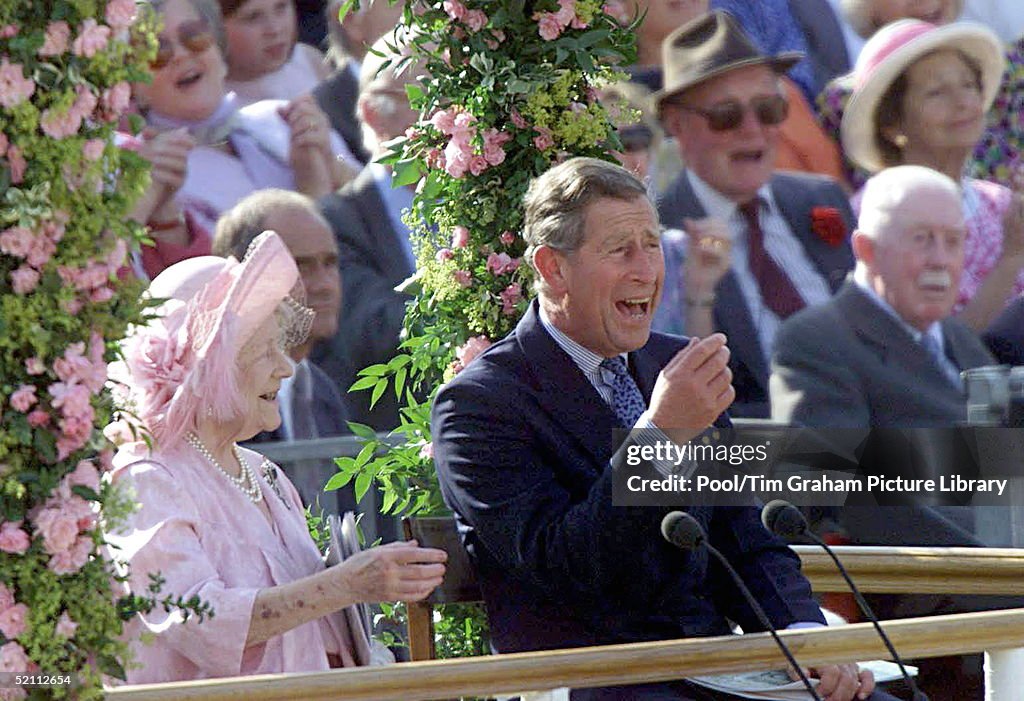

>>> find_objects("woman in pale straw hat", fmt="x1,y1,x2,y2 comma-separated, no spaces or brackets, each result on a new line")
105,231,445,683
841,18,1024,331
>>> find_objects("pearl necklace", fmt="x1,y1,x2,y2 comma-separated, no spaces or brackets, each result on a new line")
185,432,263,503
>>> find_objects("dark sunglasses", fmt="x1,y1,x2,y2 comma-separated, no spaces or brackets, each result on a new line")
152,18,216,70
617,125,654,153
673,94,789,132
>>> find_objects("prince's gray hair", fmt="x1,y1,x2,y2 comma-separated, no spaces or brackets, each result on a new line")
522,157,649,272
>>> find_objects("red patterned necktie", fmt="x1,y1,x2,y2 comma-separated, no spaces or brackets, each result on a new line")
739,199,805,319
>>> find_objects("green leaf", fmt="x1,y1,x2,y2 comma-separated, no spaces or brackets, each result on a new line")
354,470,375,502
370,378,388,407
394,366,408,399
71,485,101,502
349,375,380,392
98,654,127,681
392,158,425,188
347,422,378,440
355,442,377,468
324,471,353,491
358,363,391,377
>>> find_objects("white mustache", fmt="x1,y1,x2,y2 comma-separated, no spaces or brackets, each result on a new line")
918,270,952,289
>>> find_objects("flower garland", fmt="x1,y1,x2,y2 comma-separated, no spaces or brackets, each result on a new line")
0,2,206,697
335,0,638,657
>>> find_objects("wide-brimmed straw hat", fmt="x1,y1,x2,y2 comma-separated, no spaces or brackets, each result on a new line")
841,19,1004,173
656,10,803,109
112,231,312,446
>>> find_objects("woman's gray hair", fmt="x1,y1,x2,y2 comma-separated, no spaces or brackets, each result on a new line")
841,0,964,39
145,0,228,56
522,157,649,275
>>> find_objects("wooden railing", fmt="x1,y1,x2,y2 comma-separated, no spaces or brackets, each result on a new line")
795,545,1024,595
106,608,1024,701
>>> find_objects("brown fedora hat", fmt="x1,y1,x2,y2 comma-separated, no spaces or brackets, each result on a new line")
656,11,803,108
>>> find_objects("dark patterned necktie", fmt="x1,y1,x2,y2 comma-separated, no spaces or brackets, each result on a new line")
739,199,805,319
601,357,646,428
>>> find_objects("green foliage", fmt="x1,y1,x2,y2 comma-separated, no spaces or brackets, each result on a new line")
0,3,208,694
335,0,636,666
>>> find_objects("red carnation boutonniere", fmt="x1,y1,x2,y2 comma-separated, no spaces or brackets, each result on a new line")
810,207,847,247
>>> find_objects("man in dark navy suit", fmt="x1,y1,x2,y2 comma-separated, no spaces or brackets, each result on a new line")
432,158,885,701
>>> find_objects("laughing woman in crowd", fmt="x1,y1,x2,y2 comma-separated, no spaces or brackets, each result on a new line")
106,232,445,682
127,0,358,278
841,19,1024,330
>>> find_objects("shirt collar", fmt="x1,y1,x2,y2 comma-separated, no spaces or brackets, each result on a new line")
852,273,943,344
685,170,778,222
537,304,626,374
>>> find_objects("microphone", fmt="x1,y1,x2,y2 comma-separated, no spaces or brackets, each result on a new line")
762,500,928,701
660,511,822,701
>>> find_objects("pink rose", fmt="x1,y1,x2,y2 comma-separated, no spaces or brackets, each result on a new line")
6,146,26,184
0,604,28,640
436,248,455,262
66,460,101,494
105,0,138,31
0,642,29,673
0,523,29,555
451,226,471,248
72,19,111,58
62,298,83,315
500,282,523,315
510,109,529,129
468,154,489,176
55,611,78,639
27,410,50,428
0,584,13,612
0,25,17,39
442,0,467,21
33,507,79,555
451,112,477,138
0,226,33,258
9,385,37,412
48,535,92,575
100,82,131,121
456,335,492,369
0,132,7,154
38,21,70,56
486,251,519,275
537,13,562,40
0,59,35,109
40,107,82,140
82,138,105,161
26,236,56,268
453,269,473,287
10,264,38,294
555,0,576,25
533,127,555,151
103,419,135,446
25,357,45,375
90,286,115,303
443,137,473,178
464,9,488,32
500,231,516,246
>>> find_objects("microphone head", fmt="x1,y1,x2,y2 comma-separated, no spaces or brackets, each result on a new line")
762,500,808,540
661,511,705,551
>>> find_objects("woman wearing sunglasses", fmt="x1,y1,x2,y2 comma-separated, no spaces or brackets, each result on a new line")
126,0,359,280
841,19,1024,331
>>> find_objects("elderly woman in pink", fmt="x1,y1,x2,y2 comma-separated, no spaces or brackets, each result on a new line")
105,232,446,683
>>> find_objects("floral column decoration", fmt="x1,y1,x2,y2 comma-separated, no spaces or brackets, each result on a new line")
333,0,638,657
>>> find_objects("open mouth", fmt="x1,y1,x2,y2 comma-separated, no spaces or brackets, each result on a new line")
731,149,765,164
918,270,951,293
259,391,278,402
616,297,652,319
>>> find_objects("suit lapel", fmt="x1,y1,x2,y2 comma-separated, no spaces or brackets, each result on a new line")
770,176,850,292
515,303,620,469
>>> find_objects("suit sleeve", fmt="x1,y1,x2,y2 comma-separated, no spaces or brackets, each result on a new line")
433,368,820,628
770,312,870,427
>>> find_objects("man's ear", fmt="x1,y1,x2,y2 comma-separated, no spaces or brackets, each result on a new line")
533,245,568,295
851,229,875,267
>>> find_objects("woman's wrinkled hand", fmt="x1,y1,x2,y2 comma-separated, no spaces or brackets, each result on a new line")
332,539,447,604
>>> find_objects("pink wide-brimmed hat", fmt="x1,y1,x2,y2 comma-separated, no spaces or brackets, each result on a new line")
111,231,312,447
841,19,1004,173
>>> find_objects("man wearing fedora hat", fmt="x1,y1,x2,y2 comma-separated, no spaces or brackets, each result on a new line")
656,11,855,419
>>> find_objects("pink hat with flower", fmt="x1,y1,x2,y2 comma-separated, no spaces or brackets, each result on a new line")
841,19,1004,173
110,231,312,447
